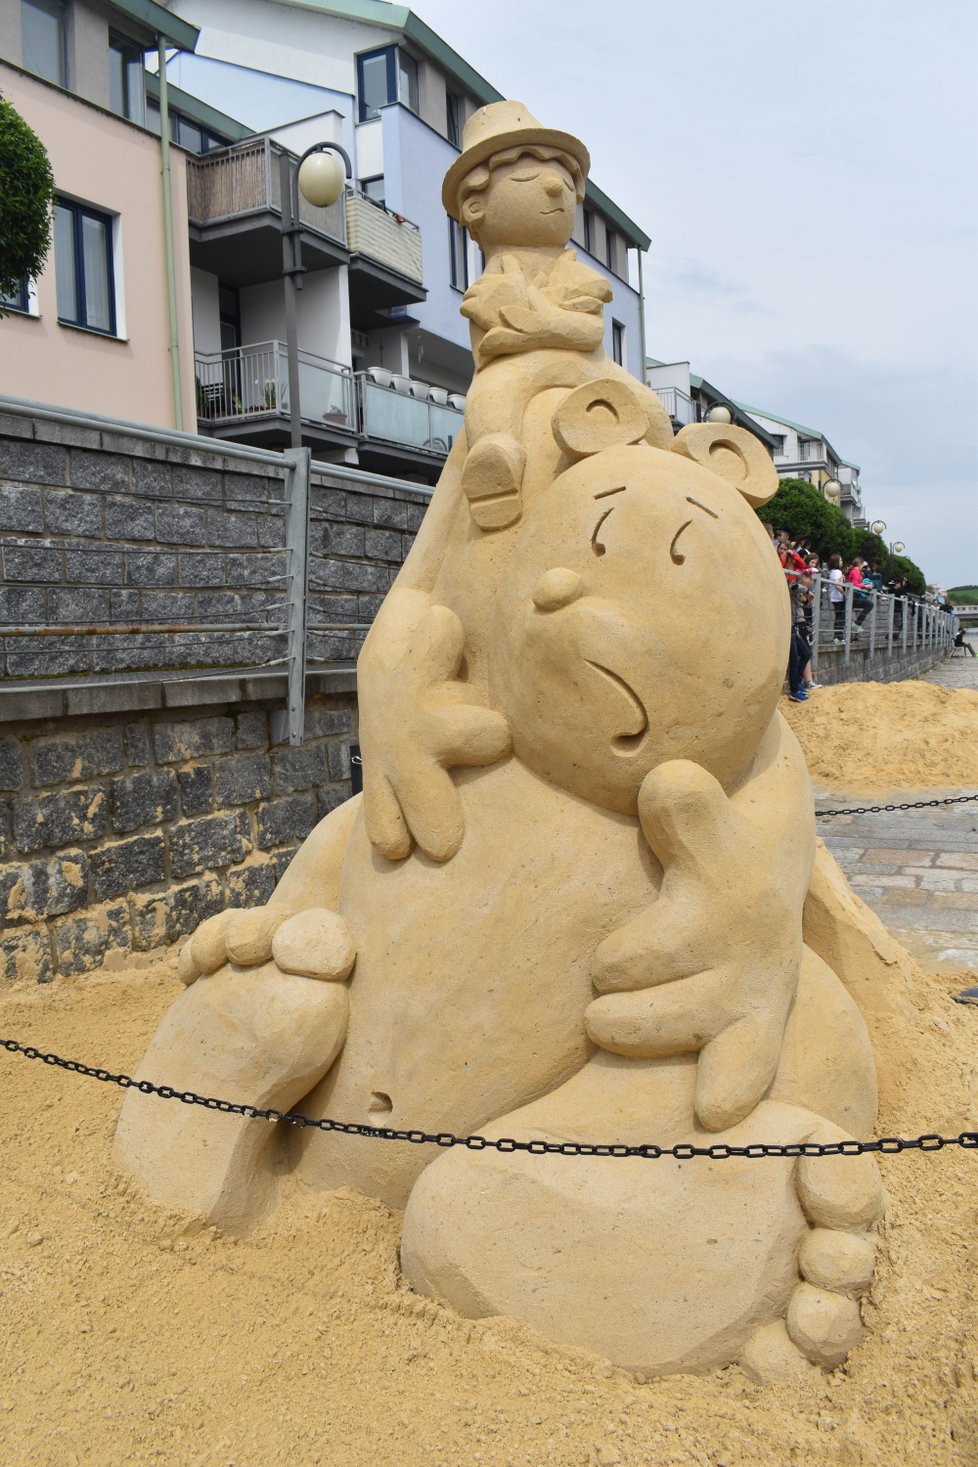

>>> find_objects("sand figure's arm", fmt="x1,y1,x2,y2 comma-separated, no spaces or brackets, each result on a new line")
586,717,815,1131
357,437,511,864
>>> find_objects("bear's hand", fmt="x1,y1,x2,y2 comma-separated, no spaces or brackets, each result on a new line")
359,604,511,863
586,760,802,1131
177,905,356,985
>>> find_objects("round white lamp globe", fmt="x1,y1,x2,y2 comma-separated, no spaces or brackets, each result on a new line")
705,404,732,425
298,151,346,208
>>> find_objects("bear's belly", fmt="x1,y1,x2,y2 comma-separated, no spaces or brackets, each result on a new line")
290,757,660,1207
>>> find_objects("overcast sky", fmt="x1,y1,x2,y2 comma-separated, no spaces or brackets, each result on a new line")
412,0,978,588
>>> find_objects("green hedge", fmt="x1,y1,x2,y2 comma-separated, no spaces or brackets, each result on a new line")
0,92,55,306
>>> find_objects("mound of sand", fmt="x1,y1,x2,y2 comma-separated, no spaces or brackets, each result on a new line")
1,950,976,1466
782,682,978,793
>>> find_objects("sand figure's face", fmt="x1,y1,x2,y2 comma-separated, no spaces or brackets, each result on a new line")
489,443,790,813
471,153,578,249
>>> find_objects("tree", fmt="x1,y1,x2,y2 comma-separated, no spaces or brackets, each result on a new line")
0,92,55,309
755,478,855,562
948,585,978,604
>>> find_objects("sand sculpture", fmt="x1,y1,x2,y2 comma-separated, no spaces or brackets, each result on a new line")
116,103,887,1382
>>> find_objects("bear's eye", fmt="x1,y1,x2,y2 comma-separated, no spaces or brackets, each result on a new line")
591,485,627,556
670,496,719,565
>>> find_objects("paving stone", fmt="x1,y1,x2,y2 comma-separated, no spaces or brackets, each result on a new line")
937,852,978,870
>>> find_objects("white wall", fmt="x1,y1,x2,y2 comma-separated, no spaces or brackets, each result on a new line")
190,268,221,356
647,361,692,395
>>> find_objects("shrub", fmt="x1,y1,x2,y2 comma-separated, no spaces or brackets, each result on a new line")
0,92,55,308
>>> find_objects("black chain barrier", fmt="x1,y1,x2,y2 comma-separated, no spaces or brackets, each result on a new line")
2,1038,976,1162
815,792,978,818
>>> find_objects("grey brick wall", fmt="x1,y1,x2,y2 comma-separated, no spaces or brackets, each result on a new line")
0,405,430,684
0,690,357,983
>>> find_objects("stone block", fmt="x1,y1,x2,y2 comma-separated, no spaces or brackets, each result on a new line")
0,737,24,791
226,855,278,907
0,688,64,720
315,522,365,557
166,874,226,941
0,586,44,624
170,464,224,503
163,677,242,708
2,543,62,583
168,811,250,878
206,509,258,548
235,710,268,750
153,716,235,764
129,891,169,951
179,551,226,587
257,514,285,548
177,764,215,815
271,745,327,795
124,551,178,588
31,727,125,786
0,923,54,983
0,849,89,922
70,449,130,493
111,588,140,618
372,497,408,529
141,591,195,621
110,769,179,834
12,786,108,854
66,684,163,718
214,752,272,806
64,545,123,586
226,551,286,586
54,900,130,976
132,458,172,497
357,592,386,622
38,421,101,449
272,848,295,883
255,793,317,849
405,503,427,532
45,489,103,538
49,587,111,624
315,785,351,821
125,723,151,766
91,831,167,899
318,557,386,593
303,705,354,739
326,742,351,781
0,440,67,485
6,636,89,680
105,497,155,541
365,527,403,562
0,411,34,439
156,503,208,545
0,800,10,860
0,485,44,532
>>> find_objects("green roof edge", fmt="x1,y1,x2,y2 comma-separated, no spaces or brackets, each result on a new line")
114,0,199,50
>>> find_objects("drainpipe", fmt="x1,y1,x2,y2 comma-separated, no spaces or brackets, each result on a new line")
157,37,184,430
637,245,648,383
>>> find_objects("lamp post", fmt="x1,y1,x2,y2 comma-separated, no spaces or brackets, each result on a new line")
870,520,905,581
280,140,353,448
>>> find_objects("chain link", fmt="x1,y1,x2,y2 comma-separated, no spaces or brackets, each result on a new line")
2,1037,976,1162
815,792,978,819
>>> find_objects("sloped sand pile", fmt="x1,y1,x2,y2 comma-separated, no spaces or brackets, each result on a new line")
782,682,978,794
1,947,976,1467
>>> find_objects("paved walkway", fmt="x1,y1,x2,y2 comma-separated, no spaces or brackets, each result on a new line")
814,642,978,972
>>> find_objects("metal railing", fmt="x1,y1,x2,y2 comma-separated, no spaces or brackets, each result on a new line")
651,386,696,426
799,574,956,676
186,137,347,247
195,342,354,429
356,373,464,455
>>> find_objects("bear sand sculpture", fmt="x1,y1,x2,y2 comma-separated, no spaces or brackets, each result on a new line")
116,103,889,1383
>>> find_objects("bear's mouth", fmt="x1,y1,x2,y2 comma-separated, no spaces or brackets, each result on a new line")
583,661,649,751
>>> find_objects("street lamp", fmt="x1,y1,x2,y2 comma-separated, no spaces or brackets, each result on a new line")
705,403,732,424
870,521,906,579
280,140,353,448
823,478,842,504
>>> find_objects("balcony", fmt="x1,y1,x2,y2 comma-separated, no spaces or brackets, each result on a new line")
344,194,426,328
194,346,464,467
186,138,348,288
652,386,695,427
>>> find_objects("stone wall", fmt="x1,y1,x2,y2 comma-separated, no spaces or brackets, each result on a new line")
0,677,357,983
812,641,949,686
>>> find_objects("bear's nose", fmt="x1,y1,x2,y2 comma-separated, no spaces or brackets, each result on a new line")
533,567,583,612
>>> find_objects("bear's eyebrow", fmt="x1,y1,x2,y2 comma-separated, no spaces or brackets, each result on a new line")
593,485,628,500
686,496,719,519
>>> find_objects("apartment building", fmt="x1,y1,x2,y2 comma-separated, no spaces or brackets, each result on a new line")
644,359,778,447
0,0,199,428
160,0,652,479
734,403,867,527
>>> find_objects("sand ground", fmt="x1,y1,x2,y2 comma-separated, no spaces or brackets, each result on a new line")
1,681,976,1467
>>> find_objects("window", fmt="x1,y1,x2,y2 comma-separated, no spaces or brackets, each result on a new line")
606,227,618,273
21,0,66,86
1,281,33,315
611,320,625,367
109,32,145,123
582,208,594,254
770,434,786,456
218,285,240,353
446,91,461,148
361,176,386,206
145,99,230,153
54,199,117,335
448,216,469,291
357,46,419,121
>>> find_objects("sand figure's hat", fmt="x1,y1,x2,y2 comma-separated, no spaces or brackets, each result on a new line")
442,100,590,221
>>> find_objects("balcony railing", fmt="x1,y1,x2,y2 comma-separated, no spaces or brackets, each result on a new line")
345,193,423,285
651,386,695,426
186,138,347,247
195,342,353,429
798,440,826,462
194,347,465,454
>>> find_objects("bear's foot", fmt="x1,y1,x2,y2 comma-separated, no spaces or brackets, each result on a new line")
401,1055,881,1379
114,960,349,1232
460,433,526,530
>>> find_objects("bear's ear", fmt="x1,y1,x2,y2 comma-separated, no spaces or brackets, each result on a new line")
552,378,674,459
671,424,779,507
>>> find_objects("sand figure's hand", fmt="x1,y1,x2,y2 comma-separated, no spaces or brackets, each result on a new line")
178,905,356,986
358,604,511,863
459,256,530,331
586,760,803,1130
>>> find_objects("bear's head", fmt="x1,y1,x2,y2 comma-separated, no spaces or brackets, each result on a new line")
488,380,789,814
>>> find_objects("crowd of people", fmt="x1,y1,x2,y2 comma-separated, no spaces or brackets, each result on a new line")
766,529,960,702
